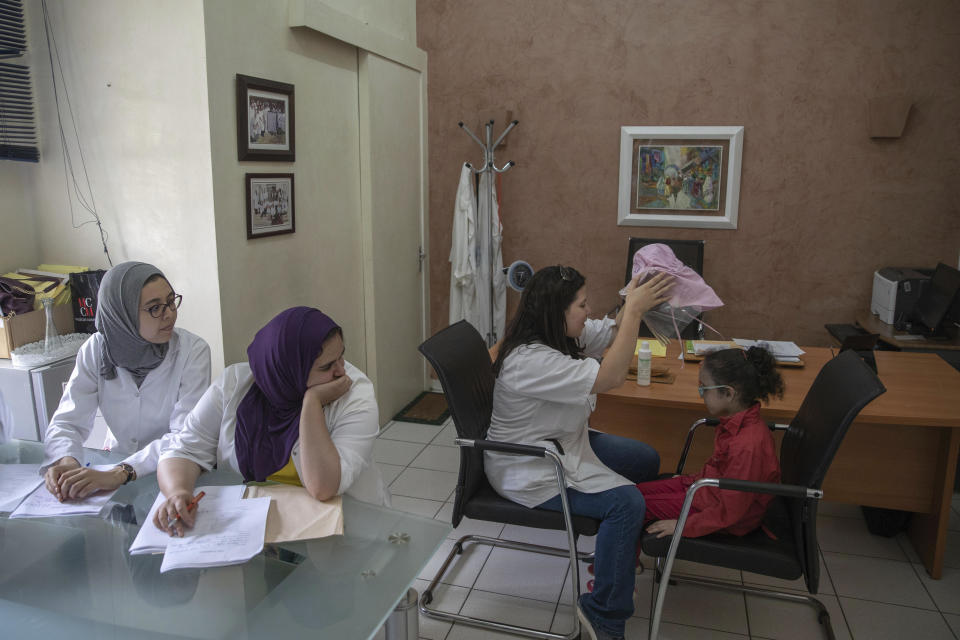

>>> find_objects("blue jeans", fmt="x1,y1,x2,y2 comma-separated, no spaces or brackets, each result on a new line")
536,432,660,637
588,430,660,483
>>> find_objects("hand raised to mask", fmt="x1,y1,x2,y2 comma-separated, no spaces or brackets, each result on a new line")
624,272,674,316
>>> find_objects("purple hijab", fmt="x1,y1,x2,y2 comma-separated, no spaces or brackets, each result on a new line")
234,307,341,482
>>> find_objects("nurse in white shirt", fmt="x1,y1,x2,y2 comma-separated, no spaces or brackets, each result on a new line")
487,265,672,640
42,261,211,500
154,306,390,536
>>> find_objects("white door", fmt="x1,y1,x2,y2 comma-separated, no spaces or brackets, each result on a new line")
357,51,429,424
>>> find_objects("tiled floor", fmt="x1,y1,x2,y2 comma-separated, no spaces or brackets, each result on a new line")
374,419,960,640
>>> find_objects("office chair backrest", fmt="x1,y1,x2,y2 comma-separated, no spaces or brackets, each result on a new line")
419,321,496,528
624,237,705,286
778,349,886,592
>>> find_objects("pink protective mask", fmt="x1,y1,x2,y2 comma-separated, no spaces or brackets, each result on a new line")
625,243,724,346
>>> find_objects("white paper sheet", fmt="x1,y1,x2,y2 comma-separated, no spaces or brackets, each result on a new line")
9,465,118,518
732,339,806,358
0,464,44,512
129,484,248,555
159,496,271,573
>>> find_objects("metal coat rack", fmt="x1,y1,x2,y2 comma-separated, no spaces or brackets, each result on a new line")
459,118,518,346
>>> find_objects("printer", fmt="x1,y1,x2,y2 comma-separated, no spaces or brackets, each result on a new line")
871,267,929,326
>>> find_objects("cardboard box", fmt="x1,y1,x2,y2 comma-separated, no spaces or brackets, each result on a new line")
0,303,76,358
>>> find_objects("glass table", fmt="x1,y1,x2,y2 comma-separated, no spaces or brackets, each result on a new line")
0,440,450,639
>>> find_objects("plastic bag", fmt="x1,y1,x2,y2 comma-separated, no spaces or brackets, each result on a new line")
70,270,107,334
623,244,723,345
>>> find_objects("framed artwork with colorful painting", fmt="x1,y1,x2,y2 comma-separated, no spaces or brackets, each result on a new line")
617,126,743,229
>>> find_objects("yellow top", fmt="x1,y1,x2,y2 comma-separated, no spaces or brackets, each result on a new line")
267,456,302,487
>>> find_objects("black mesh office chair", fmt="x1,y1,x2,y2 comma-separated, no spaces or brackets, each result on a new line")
640,349,886,640
625,237,706,340
418,320,599,640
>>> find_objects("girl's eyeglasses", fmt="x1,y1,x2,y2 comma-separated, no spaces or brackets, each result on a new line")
697,384,731,397
144,294,183,319
557,265,573,281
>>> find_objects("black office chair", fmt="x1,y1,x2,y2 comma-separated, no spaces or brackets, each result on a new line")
418,320,599,640
625,237,706,340
640,349,886,640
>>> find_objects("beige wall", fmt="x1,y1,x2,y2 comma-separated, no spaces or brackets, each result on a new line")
203,0,420,367
419,0,960,346
13,0,224,369
0,164,39,273
203,0,364,367
318,0,417,44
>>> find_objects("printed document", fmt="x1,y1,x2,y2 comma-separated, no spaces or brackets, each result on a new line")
9,465,118,518
160,496,271,573
130,484,247,555
0,464,44,512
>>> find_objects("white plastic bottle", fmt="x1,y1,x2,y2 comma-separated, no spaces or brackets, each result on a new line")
636,340,652,386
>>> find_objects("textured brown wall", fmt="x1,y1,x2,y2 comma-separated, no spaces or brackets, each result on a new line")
418,0,960,346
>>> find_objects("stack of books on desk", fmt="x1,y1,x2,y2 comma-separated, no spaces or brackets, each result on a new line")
733,339,806,363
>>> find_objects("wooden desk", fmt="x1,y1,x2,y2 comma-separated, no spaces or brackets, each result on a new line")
592,345,960,579
857,312,960,351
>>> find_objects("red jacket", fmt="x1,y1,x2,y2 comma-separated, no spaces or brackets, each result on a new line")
681,403,780,538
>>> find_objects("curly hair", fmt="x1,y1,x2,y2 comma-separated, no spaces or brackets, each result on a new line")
702,346,785,405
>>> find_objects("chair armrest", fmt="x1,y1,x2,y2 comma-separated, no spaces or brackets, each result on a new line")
455,437,547,458
676,418,720,474
676,420,784,474
713,477,823,500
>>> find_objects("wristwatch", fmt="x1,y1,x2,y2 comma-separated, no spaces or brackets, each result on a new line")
117,463,137,485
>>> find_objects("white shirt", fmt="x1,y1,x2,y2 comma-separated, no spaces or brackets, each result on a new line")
42,328,212,478
160,361,391,508
485,318,630,508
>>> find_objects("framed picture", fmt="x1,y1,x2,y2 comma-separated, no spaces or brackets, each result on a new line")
236,74,295,161
617,126,743,229
246,173,295,239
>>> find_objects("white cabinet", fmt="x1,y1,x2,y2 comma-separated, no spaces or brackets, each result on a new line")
0,357,76,441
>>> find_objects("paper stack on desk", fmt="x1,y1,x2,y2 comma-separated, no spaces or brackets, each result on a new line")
160,496,271,573
733,339,806,363
9,465,119,518
129,484,269,573
689,340,739,356
130,484,248,555
0,464,44,512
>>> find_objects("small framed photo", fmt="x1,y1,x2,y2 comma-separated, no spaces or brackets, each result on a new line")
246,173,295,239
617,126,744,229
236,74,295,161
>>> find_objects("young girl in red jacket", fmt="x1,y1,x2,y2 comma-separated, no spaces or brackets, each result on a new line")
641,346,785,540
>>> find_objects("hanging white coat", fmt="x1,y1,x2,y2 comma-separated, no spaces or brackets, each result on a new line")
449,163,479,328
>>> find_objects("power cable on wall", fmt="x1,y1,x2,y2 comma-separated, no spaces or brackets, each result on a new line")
39,0,112,266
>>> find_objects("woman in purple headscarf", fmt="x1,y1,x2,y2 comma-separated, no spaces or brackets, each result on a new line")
154,307,390,535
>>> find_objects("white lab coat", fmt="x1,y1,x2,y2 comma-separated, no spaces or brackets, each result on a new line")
41,328,212,478
160,361,391,508
449,163,478,327
484,318,630,508
475,171,506,343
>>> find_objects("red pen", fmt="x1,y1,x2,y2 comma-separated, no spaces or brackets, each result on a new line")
166,490,205,529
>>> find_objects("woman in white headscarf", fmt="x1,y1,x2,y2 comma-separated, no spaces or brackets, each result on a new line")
41,261,211,500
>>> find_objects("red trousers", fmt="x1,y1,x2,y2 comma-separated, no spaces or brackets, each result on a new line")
636,476,700,522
